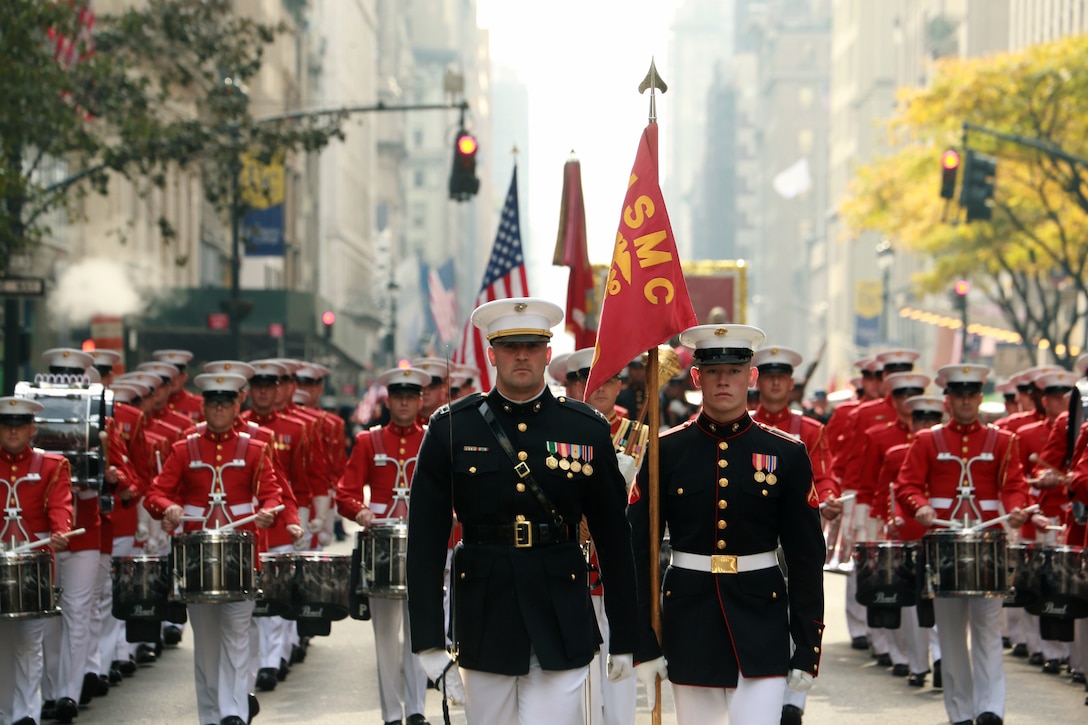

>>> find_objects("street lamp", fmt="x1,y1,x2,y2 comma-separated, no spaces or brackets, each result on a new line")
875,239,896,342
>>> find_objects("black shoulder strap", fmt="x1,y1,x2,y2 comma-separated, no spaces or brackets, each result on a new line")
478,400,564,527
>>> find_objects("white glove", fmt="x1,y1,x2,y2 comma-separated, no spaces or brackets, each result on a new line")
852,503,871,540
309,495,330,533
615,453,639,491
293,533,309,551
787,668,814,692
317,530,331,546
417,648,454,682
635,657,668,709
607,653,633,682
297,505,311,533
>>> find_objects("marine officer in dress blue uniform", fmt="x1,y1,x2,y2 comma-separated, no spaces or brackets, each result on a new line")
407,297,639,725
628,324,826,725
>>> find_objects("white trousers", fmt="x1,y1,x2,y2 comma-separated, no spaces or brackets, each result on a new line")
933,597,1006,722
188,599,255,724
87,552,111,675
1071,618,1088,674
43,548,99,701
0,619,46,723
900,607,941,674
673,675,787,725
586,596,636,725
461,652,588,725
371,597,427,722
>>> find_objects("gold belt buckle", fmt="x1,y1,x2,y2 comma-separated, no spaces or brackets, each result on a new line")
711,554,738,574
514,520,533,548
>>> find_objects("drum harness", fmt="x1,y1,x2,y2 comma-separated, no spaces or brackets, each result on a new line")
368,424,415,523
1,449,46,546
185,431,252,528
932,424,999,529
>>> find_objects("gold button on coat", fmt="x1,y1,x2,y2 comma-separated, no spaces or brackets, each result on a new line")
517,451,528,461
516,483,526,492
517,423,527,432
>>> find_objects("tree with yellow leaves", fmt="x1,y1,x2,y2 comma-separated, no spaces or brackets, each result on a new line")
841,35,1088,367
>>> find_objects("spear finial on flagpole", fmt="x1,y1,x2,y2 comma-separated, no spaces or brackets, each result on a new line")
639,57,668,124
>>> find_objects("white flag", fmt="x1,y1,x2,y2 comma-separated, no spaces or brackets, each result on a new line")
772,157,813,199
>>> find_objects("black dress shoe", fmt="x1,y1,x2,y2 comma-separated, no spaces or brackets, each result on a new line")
248,693,259,723
255,668,278,692
933,659,942,689
975,712,1003,725
1028,651,1044,665
277,657,289,681
135,643,157,664
108,666,123,685
13,717,37,725
875,653,893,667
781,704,803,725
384,720,402,725
1010,643,1028,657
220,718,246,725
850,635,869,650
952,721,972,725
406,715,430,725
117,658,137,676
1042,658,1062,674
80,671,109,703
1001,636,1011,648
907,672,927,687
54,697,79,724
163,625,182,646
41,699,56,721
290,643,306,665
891,663,910,677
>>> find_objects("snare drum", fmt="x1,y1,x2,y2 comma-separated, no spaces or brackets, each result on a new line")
172,529,257,604
0,549,60,620
922,528,1009,598
1005,542,1041,608
356,524,408,600
853,541,918,608
290,552,350,622
1024,545,1088,619
112,555,171,620
254,553,295,617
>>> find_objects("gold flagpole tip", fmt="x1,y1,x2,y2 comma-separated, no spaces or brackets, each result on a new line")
511,143,519,158
639,57,668,95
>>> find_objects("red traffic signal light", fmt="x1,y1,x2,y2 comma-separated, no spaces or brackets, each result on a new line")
321,311,336,326
449,130,480,201
939,149,960,200
457,134,478,156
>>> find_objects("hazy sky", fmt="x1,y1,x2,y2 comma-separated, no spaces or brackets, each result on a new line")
478,0,684,352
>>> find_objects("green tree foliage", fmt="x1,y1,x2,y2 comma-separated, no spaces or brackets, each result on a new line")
0,0,344,272
840,35,1088,365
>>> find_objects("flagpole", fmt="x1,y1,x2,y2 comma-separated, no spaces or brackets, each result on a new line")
639,57,667,725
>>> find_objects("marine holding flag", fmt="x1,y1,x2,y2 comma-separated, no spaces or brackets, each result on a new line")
628,324,826,725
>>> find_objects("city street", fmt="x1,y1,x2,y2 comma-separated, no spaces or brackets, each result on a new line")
76,536,1087,725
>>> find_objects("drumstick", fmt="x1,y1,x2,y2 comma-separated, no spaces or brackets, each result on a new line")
218,504,286,531
931,518,965,529
12,528,87,553
963,504,1040,534
819,492,856,510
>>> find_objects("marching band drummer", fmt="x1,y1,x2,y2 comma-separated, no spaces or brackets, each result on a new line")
151,349,205,424
0,397,74,725
628,324,825,725
407,298,638,725
895,364,1033,725
336,366,432,725
144,373,284,725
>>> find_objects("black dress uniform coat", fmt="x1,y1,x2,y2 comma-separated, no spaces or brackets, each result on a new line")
629,411,826,686
407,387,639,676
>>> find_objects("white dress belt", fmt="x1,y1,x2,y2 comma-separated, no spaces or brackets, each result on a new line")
670,550,779,574
929,498,999,512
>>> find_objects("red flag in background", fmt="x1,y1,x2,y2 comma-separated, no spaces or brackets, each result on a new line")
584,123,697,399
553,155,598,349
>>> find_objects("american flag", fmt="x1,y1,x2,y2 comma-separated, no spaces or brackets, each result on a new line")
428,263,459,345
453,168,529,391
49,1,96,70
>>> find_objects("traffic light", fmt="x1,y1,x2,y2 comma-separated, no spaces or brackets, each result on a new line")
321,310,335,340
939,149,960,200
448,130,480,201
951,279,970,311
959,150,997,221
